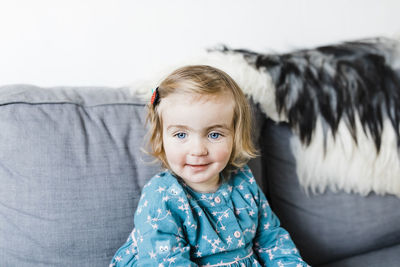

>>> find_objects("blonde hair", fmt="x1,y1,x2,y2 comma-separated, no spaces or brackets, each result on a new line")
146,65,257,176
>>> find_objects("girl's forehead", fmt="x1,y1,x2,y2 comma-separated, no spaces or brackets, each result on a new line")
162,92,234,105
159,93,235,129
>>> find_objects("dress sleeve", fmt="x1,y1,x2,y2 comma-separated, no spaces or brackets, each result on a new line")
110,178,198,267
109,229,137,267
253,186,309,267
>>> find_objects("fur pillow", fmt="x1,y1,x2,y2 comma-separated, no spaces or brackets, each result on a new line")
219,38,400,197
133,37,400,197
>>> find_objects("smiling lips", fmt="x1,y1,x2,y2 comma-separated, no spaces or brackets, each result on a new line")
186,163,210,171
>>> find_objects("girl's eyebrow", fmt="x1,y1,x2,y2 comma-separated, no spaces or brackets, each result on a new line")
166,124,232,132
166,125,190,131
205,124,232,132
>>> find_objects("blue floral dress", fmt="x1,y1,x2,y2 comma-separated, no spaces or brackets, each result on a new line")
110,165,309,266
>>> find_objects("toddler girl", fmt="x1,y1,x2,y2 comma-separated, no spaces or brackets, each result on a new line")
110,65,308,266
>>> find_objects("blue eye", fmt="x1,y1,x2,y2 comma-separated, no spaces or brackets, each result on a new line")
208,132,221,140
175,132,187,139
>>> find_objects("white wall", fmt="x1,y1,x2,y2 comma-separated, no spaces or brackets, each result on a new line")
0,0,399,87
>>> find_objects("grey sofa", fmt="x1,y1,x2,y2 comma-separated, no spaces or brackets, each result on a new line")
1,83,400,267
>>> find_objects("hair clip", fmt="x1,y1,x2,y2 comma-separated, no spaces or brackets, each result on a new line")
150,87,160,106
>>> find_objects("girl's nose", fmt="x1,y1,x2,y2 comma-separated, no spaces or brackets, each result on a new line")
190,138,208,156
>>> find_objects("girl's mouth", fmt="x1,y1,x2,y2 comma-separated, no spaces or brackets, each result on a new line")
186,163,210,171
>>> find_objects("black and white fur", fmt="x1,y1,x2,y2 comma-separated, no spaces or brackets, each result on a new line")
228,38,400,150
133,37,400,197
225,38,400,196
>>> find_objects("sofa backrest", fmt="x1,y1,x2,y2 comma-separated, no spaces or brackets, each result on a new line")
260,119,400,265
0,85,161,266
1,84,400,266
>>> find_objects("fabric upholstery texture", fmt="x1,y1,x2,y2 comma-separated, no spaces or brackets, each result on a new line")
319,243,400,267
0,85,161,266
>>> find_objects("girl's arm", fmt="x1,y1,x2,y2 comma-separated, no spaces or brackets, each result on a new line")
110,178,198,267
253,186,309,267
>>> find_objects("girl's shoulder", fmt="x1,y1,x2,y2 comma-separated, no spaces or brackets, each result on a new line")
139,170,186,202
229,165,259,193
134,171,189,231
143,170,177,188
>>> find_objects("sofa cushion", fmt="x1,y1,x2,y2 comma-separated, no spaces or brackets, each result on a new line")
0,85,161,266
319,243,400,267
260,119,400,266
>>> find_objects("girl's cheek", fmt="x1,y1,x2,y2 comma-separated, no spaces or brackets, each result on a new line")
214,144,233,161
165,145,186,163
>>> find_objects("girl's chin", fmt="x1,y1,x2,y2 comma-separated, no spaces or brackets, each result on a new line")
179,171,221,192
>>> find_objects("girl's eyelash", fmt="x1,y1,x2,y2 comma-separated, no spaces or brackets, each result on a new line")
173,132,187,139
208,132,223,139
172,130,225,140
